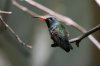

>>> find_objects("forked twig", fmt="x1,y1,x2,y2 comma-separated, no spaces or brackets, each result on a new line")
70,24,100,47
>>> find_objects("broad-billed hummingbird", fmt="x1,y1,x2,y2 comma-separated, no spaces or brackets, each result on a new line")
35,16,73,52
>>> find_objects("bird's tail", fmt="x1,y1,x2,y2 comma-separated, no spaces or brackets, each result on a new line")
61,40,73,52
64,44,73,52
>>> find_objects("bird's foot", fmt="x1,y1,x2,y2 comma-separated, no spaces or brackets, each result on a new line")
51,43,58,47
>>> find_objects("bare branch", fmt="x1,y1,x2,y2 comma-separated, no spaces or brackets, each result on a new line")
95,0,100,7
24,0,100,49
0,15,32,48
70,24,100,47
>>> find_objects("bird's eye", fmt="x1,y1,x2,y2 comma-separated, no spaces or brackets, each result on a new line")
49,18,53,20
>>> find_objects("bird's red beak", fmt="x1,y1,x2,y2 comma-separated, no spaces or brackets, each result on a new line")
33,16,47,21
39,17,47,21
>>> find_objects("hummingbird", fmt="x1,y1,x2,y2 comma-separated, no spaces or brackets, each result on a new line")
35,16,73,52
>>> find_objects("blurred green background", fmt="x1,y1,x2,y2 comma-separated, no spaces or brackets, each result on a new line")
0,0,100,66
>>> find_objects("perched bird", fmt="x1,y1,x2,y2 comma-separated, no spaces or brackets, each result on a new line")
35,16,73,52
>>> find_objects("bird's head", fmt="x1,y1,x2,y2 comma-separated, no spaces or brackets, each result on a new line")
33,16,58,27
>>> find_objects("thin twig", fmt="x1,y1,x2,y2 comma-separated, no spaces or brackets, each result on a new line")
12,0,40,17
24,0,100,49
70,24,100,47
0,15,32,48
0,10,12,14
